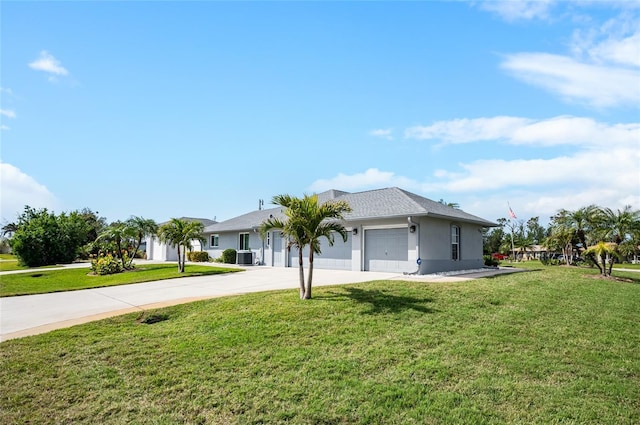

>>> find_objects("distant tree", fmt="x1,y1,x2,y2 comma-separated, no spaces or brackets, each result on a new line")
260,194,351,299
157,218,205,272
1,221,17,238
598,205,640,244
438,199,460,209
10,206,90,267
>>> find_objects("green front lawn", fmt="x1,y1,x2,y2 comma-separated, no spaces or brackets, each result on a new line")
0,263,241,297
1,265,638,424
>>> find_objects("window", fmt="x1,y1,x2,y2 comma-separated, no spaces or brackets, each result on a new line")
210,234,219,248
451,225,460,261
266,232,270,247
239,233,250,250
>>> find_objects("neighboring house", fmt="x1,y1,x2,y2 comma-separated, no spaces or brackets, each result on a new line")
145,217,217,261
202,187,496,275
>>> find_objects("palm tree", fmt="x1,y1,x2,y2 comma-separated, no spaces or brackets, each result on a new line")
157,218,205,272
552,205,600,265
96,222,135,269
598,205,640,244
584,241,621,277
260,194,351,299
125,216,158,267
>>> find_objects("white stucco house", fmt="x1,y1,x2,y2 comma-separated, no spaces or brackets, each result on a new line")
201,187,496,275
145,217,217,261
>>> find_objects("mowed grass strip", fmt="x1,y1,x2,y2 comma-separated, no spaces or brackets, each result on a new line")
1,265,638,424
0,263,241,297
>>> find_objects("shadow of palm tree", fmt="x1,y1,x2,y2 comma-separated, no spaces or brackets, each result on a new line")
318,287,436,315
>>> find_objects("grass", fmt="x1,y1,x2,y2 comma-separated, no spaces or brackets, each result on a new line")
0,263,241,297
1,265,638,424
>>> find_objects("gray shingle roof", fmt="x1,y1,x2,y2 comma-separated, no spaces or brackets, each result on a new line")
159,217,217,227
204,187,495,233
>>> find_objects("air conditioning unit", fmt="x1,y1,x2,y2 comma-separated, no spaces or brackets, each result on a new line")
236,250,253,265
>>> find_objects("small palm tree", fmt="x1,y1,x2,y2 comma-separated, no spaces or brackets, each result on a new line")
260,194,351,299
584,241,621,277
157,218,205,272
96,222,135,269
125,216,158,267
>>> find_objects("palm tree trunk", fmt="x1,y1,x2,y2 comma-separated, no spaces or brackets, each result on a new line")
177,245,183,273
305,250,314,300
298,248,305,299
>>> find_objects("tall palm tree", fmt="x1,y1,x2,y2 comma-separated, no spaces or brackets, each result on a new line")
125,216,158,267
260,194,351,299
599,205,640,244
157,218,205,272
552,205,601,265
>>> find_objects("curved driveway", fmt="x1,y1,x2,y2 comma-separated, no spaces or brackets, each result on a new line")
0,263,523,342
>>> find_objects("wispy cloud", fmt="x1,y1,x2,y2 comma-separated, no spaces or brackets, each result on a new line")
369,128,393,140
481,2,640,108
0,162,59,221
501,52,640,108
1,125,9,131
309,168,416,192
28,51,69,81
478,0,556,22
405,115,640,147
318,114,639,220
0,109,16,119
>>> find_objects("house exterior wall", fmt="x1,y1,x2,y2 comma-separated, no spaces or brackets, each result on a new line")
202,216,486,274
417,217,484,274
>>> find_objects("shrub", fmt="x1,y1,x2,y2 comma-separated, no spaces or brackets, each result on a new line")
221,248,237,264
90,254,124,275
483,255,499,267
187,251,210,262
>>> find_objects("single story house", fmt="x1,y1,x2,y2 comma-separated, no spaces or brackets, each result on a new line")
201,187,496,275
146,217,217,261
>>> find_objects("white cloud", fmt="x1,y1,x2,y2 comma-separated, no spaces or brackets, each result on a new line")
501,52,640,108
479,0,555,22
405,116,531,145
0,163,59,221
369,128,393,140
0,109,16,119
308,168,417,192
405,115,640,147
28,51,69,76
1,125,9,131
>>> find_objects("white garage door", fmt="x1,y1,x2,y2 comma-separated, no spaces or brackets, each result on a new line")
364,228,408,272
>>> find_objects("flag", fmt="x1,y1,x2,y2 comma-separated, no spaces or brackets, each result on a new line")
508,204,517,219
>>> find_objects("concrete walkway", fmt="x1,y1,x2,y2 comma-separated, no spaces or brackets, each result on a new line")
0,264,523,342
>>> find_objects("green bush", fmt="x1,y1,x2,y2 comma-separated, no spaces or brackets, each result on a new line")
483,255,499,267
221,248,237,264
187,251,210,262
90,254,124,275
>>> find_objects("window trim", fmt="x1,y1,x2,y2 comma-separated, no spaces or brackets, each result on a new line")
210,234,219,248
451,224,460,261
239,232,250,250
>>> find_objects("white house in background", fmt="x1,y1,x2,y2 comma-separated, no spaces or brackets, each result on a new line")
201,188,496,275
145,217,217,261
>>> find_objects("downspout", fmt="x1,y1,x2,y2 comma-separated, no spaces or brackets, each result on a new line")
405,216,421,275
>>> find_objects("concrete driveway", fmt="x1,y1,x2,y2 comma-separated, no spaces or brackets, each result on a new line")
0,264,523,342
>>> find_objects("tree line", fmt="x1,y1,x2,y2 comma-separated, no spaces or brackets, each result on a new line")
484,204,640,276
2,206,206,273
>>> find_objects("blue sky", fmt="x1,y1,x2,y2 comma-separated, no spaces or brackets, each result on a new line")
1,1,639,226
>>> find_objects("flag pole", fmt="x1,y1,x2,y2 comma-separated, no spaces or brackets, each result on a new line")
508,203,516,262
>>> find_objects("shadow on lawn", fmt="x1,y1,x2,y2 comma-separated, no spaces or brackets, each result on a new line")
319,286,436,315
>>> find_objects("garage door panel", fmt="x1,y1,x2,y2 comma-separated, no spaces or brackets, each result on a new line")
364,228,408,272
